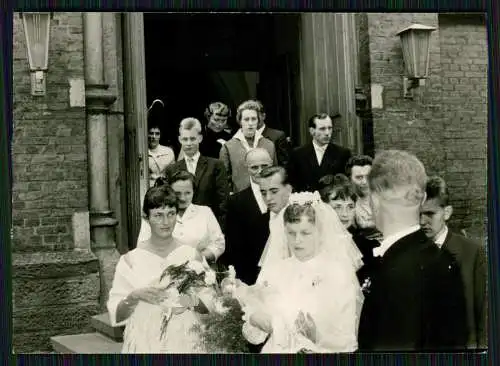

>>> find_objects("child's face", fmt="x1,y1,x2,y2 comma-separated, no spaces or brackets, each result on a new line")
328,197,356,228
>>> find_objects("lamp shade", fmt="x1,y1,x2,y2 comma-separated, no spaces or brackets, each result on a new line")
21,12,52,70
396,24,436,79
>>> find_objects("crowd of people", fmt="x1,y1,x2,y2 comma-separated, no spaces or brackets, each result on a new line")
107,99,487,353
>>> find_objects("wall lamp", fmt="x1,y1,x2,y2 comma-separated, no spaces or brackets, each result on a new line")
396,24,436,99
20,12,53,97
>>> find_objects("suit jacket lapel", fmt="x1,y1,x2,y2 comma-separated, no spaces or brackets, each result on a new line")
307,143,320,168
194,156,208,187
320,143,335,169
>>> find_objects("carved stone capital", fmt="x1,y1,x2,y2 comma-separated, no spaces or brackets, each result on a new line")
85,84,117,114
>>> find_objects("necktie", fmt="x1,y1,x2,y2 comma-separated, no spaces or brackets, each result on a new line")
186,158,195,175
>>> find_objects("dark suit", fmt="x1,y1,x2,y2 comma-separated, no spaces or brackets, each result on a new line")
200,128,233,159
441,230,488,349
220,186,270,286
261,125,290,166
358,229,468,351
166,155,229,231
287,142,351,192
347,226,381,285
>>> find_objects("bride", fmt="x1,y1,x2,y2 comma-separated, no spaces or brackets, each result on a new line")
107,185,212,353
237,192,364,353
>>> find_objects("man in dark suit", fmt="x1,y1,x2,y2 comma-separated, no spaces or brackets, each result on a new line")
219,147,273,286
358,150,468,351
287,113,351,192
166,117,229,230
256,100,290,166
420,176,488,349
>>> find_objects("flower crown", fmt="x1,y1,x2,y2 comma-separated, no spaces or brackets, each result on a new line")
288,191,322,206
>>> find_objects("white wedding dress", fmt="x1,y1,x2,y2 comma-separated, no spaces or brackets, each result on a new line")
242,254,363,353
107,244,207,353
240,195,364,353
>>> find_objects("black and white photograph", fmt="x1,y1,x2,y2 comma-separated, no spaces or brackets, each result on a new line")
10,12,489,354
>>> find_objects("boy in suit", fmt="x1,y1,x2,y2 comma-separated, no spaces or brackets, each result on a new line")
420,176,488,349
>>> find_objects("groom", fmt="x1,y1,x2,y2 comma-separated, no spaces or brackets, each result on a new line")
256,166,293,279
358,150,468,351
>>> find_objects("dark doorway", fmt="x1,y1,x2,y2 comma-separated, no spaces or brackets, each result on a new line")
144,13,301,154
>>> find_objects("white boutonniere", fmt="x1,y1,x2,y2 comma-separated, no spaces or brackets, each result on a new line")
361,278,372,294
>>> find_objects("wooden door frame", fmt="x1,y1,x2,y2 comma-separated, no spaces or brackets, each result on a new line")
121,13,149,248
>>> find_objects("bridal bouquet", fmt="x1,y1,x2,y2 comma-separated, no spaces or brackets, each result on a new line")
157,259,218,339
191,265,252,353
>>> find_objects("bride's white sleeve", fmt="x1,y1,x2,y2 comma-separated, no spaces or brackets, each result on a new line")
314,265,362,352
107,255,135,327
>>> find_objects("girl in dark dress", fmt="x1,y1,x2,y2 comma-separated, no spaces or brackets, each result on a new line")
317,174,381,284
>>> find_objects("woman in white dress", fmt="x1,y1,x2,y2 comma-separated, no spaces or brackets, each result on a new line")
107,185,211,353
239,192,364,353
137,171,225,263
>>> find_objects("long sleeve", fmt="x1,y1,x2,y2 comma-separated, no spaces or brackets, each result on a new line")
213,161,229,231
315,268,360,352
218,144,233,192
107,256,135,327
274,133,290,167
474,243,488,348
425,250,468,350
204,207,225,260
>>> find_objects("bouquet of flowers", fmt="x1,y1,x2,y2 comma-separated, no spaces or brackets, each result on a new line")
157,259,217,339
191,265,253,353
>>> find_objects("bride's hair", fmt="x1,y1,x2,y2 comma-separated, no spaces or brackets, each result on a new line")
283,203,316,225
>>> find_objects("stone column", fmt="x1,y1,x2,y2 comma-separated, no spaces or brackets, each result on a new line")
83,12,120,310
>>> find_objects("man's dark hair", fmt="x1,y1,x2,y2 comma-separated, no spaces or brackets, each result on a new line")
345,155,373,177
425,176,450,207
308,113,331,129
258,166,290,186
142,185,178,218
318,174,357,203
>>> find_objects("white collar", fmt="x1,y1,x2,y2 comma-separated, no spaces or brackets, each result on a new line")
257,124,266,136
184,151,200,163
233,129,262,150
312,140,328,152
149,144,169,155
177,204,196,222
270,205,287,221
434,225,449,248
373,225,420,257
250,180,267,214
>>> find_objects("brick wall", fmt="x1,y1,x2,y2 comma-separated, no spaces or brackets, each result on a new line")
438,14,488,236
363,13,487,236
12,12,88,252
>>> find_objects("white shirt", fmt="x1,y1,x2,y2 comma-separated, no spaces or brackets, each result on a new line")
184,151,200,175
355,196,374,229
257,124,266,137
312,141,328,166
250,179,267,214
434,225,449,249
136,204,225,260
258,205,289,269
373,225,420,257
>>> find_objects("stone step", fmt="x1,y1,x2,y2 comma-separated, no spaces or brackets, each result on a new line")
91,313,124,341
50,332,122,354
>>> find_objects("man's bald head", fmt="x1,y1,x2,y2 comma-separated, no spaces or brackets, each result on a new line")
245,148,273,184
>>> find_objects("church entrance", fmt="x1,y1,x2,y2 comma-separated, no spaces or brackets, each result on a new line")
143,13,302,153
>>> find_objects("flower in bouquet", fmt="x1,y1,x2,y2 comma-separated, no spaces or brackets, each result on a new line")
204,270,217,286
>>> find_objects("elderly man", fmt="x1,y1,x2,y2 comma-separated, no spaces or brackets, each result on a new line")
166,117,229,230
358,150,468,351
221,148,273,285
420,176,488,349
